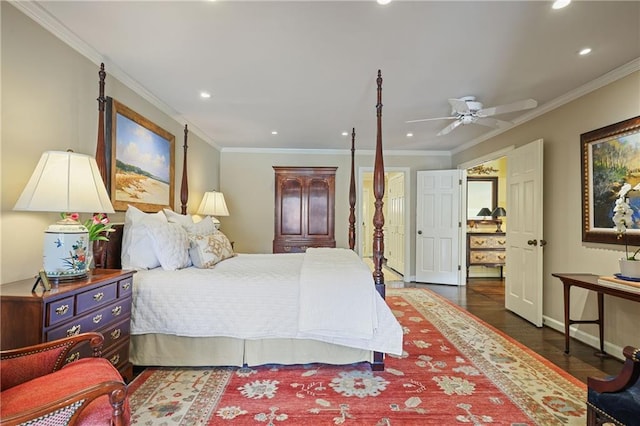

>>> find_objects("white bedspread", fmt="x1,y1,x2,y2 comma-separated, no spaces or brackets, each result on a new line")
131,251,402,355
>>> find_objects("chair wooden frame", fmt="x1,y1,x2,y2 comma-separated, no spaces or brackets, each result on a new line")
1,332,127,426
587,345,640,426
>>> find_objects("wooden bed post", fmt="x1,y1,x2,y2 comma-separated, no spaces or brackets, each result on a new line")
181,124,189,215
372,70,385,294
94,63,109,269
95,63,108,188
371,70,385,371
349,128,356,250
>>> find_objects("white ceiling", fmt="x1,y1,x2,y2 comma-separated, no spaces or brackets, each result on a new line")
25,1,640,152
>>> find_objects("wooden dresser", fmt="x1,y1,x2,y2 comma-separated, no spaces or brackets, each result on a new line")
467,232,506,278
273,166,337,253
0,269,134,382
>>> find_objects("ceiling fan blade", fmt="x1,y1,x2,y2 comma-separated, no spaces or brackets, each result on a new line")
476,98,537,117
437,120,462,136
448,98,470,114
405,116,456,124
475,117,512,129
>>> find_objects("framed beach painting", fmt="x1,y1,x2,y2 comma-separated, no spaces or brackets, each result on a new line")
581,115,640,245
107,98,175,212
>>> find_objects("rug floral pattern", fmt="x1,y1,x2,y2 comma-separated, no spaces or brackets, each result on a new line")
128,288,586,425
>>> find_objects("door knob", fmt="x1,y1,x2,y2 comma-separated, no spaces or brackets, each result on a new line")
540,239,547,247
527,239,538,246
418,230,422,235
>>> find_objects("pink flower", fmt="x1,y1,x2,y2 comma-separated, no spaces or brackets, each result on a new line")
69,213,80,221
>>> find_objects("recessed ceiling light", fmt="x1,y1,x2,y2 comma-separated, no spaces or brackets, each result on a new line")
579,47,592,56
377,0,392,5
341,131,349,136
200,91,211,99
271,131,278,135
552,0,571,9
406,133,413,138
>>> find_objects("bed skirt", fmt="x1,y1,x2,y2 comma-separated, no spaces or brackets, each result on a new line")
130,334,374,367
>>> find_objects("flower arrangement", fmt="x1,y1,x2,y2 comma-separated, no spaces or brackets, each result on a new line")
60,212,114,242
613,182,640,260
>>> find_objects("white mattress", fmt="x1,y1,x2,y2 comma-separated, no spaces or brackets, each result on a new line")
131,249,403,355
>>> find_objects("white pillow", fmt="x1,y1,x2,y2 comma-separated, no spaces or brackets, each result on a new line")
122,205,167,270
184,217,218,236
189,232,235,269
163,208,194,228
145,222,191,271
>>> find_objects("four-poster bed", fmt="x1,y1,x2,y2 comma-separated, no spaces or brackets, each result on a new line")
94,66,397,371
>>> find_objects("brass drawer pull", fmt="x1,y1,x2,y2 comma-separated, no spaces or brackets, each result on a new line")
121,282,131,290
109,354,120,365
283,246,291,252
92,314,103,324
66,352,80,364
55,305,69,315
93,292,104,302
66,324,81,337
111,329,121,340
112,306,122,316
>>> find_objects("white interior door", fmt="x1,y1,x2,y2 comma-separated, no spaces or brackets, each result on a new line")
387,173,405,275
505,139,544,327
416,170,462,285
362,187,372,257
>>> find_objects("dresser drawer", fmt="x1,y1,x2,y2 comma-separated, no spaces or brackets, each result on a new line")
103,318,130,349
469,250,506,264
76,283,117,314
104,340,130,370
118,276,133,298
46,299,131,341
469,235,506,249
46,296,75,327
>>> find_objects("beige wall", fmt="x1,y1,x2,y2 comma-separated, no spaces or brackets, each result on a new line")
220,149,450,278
1,3,220,283
454,71,640,355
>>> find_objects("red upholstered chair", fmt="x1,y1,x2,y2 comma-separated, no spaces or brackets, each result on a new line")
0,332,129,425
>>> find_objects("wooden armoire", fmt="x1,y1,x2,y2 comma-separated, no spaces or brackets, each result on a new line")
273,166,337,253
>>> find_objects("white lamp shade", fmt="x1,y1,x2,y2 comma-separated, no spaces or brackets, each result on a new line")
197,191,229,217
13,151,114,214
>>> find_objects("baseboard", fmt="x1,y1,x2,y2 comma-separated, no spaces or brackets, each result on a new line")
542,315,624,361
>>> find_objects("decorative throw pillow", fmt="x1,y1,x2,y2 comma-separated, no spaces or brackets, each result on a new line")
121,205,167,270
189,231,235,269
145,222,191,271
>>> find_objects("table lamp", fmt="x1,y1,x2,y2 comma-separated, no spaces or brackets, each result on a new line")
476,207,492,219
13,151,115,281
491,206,507,232
197,191,229,229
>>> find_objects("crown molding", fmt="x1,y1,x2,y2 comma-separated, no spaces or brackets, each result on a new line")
11,0,220,150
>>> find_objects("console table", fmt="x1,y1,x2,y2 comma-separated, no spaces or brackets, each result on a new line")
551,273,640,357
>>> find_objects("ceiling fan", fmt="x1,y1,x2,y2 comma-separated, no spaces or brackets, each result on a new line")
406,96,538,136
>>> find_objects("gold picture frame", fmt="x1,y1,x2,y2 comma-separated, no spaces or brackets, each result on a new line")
107,98,175,212
581,115,640,245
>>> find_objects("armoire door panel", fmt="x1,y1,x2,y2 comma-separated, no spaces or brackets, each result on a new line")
281,178,303,235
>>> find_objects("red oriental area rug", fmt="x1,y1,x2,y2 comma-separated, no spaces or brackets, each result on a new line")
128,288,586,425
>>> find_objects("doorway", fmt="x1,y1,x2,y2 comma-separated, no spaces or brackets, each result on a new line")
358,167,410,280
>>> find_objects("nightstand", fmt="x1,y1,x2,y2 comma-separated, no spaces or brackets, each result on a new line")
0,269,134,382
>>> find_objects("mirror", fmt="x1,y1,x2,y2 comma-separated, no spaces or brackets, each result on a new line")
467,177,497,219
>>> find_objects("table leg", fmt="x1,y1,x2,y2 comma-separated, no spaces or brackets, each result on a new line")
595,291,607,357
563,283,571,354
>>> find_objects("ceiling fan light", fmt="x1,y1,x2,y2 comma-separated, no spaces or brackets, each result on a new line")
552,0,571,9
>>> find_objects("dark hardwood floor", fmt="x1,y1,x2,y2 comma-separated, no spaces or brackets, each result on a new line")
412,278,624,384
